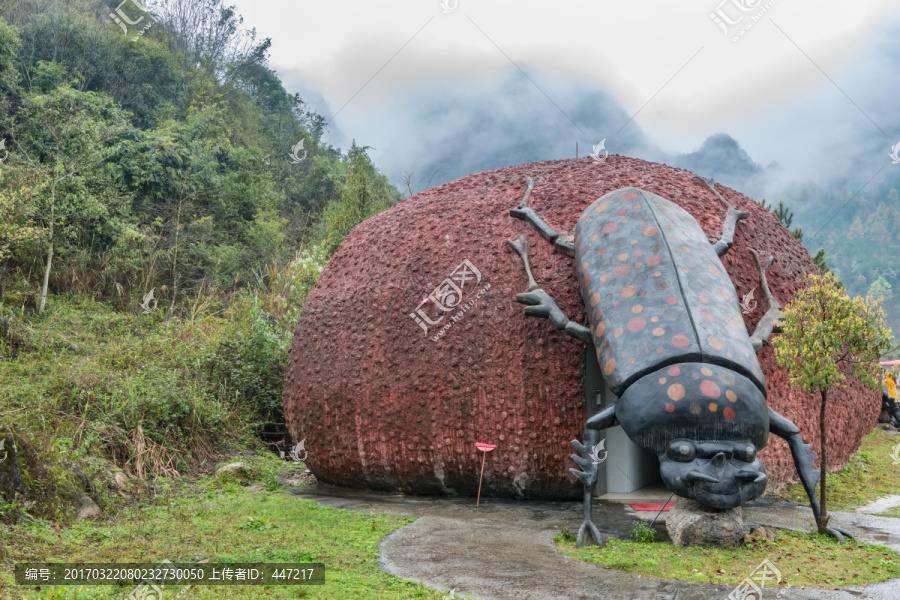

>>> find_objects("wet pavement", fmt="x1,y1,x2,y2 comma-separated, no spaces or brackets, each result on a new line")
290,485,900,600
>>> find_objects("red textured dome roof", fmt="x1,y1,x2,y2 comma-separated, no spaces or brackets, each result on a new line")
283,156,879,499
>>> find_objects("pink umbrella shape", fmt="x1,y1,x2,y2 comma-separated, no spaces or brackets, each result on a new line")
475,442,497,508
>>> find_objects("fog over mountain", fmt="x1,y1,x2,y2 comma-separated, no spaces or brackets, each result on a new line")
276,14,900,214
315,69,774,200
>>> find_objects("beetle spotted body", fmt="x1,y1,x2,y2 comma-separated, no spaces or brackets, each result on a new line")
574,187,768,508
508,177,852,546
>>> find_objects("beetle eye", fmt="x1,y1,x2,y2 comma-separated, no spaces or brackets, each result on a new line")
735,443,757,462
667,440,696,462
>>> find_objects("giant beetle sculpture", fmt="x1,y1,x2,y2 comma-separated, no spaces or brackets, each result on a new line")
507,177,852,546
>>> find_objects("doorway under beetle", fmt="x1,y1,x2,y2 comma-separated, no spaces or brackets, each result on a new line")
584,351,662,498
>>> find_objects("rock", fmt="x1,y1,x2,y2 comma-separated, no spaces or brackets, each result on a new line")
0,427,28,503
111,471,129,492
76,495,101,520
666,498,743,547
279,469,317,487
743,525,777,543
215,462,246,476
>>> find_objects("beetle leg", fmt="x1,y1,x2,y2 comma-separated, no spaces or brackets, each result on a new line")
510,177,575,257
768,408,856,543
695,176,751,257
712,206,751,257
585,403,618,430
507,236,592,345
748,249,784,351
567,405,619,547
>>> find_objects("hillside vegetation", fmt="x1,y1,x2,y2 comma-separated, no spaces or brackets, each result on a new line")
0,0,398,521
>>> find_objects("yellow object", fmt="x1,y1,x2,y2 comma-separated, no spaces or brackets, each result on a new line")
887,374,898,400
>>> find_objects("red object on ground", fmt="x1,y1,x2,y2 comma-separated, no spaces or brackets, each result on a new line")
475,443,497,452
630,503,675,512
283,156,880,499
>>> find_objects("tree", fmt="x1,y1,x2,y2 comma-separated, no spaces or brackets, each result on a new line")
315,141,399,254
868,276,893,301
151,0,261,80
759,198,803,240
9,83,131,311
0,170,44,301
772,272,893,535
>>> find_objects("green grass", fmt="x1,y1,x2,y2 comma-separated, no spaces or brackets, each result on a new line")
0,294,291,521
0,455,451,600
557,530,900,587
775,428,900,511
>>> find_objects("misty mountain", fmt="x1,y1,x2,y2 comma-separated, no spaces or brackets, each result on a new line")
346,69,773,200
669,133,773,199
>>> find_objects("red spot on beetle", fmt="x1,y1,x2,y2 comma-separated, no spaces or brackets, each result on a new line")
672,334,690,348
647,255,662,266
700,380,721,399
643,226,659,236
634,249,644,257
666,296,678,305
623,191,638,200
667,366,681,376
614,265,631,277
617,208,628,216
627,317,646,332
597,248,607,256
701,309,715,322
583,274,591,287
708,336,725,351
665,404,675,413
723,407,736,422
602,222,618,234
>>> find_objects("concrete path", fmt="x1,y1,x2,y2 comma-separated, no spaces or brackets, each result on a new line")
290,485,900,600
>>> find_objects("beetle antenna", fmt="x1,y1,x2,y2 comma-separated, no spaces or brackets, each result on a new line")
507,235,540,291
694,175,733,211
749,249,779,310
518,177,539,209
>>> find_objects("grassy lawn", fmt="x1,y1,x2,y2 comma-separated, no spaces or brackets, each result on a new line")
775,428,900,512
557,530,900,587
0,455,449,600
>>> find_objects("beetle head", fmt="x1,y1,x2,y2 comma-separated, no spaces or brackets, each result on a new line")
615,362,772,509
658,439,767,508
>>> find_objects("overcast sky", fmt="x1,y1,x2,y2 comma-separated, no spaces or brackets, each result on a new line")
229,0,900,186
